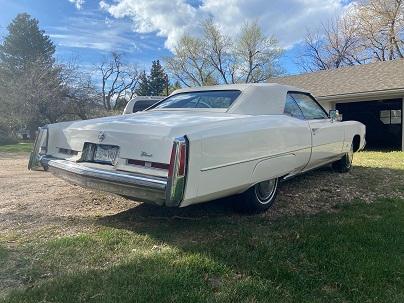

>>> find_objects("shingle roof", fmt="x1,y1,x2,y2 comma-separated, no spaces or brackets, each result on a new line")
268,59,404,99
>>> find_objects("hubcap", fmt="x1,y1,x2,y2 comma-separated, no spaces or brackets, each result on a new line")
255,179,278,204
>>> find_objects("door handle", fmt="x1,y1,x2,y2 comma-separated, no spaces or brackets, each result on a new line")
311,128,319,135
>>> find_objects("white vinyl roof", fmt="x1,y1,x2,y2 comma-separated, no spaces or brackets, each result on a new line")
171,83,308,115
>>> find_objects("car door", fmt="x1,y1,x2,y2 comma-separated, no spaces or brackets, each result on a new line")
289,92,344,170
281,94,312,174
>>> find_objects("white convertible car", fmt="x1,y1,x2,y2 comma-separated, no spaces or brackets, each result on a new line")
29,84,365,212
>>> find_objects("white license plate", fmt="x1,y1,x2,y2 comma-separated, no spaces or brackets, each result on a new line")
93,145,119,164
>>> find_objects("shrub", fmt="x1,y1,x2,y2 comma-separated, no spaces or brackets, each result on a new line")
0,131,18,146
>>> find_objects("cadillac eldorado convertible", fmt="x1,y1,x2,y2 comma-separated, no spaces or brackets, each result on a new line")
28,84,366,212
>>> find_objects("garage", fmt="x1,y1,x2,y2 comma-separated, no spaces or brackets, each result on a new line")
269,59,404,151
336,99,402,150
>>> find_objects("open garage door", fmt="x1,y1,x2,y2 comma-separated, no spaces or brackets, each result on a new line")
336,99,402,150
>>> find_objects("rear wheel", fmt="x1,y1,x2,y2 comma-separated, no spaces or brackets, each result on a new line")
332,142,353,173
236,178,279,213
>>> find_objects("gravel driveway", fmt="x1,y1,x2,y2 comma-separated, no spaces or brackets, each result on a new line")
0,153,136,238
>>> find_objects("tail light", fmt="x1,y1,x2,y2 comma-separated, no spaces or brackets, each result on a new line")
166,136,188,207
28,126,48,170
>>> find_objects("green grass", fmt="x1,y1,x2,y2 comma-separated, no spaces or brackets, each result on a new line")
0,151,403,302
354,150,404,170
1,198,404,303
0,143,32,153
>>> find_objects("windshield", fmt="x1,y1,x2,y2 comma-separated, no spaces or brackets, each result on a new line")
151,90,241,109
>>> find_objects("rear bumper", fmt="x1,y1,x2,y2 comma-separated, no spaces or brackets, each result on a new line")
40,157,169,206
28,128,187,207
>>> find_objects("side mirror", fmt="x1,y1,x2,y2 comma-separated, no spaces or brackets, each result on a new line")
329,109,342,122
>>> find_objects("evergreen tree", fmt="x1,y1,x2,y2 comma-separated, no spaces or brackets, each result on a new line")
135,71,150,96
0,13,55,74
0,13,60,136
148,60,166,96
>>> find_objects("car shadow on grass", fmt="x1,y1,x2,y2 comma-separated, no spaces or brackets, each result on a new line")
98,163,403,225
98,166,334,223
95,162,404,253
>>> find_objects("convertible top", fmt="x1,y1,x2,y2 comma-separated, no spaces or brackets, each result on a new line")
171,83,310,115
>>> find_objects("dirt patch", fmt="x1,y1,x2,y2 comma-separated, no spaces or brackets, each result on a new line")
0,153,136,239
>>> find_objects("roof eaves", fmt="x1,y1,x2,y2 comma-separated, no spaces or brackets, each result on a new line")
316,87,404,102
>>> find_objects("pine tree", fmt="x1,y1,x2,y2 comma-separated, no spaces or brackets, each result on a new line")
0,13,55,74
148,60,166,96
0,13,61,136
135,71,150,96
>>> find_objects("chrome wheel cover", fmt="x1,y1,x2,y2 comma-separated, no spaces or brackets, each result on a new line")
254,178,278,204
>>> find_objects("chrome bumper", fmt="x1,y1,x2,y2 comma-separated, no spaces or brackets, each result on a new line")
39,157,170,206
28,128,186,207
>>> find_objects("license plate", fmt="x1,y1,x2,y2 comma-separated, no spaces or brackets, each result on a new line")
94,145,119,164
82,143,119,164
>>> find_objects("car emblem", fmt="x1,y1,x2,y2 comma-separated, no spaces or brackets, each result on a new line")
98,131,106,142
141,151,153,158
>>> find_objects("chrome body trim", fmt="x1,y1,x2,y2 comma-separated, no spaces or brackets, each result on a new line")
165,136,188,207
200,150,298,172
40,157,168,206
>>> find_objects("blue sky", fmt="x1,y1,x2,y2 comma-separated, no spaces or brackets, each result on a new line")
0,0,352,76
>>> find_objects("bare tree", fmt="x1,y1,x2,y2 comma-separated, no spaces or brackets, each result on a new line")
299,16,368,72
356,0,404,61
202,19,235,84
300,0,404,71
165,35,215,87
165,19,283,86
98,52,140,110
61,62,102,120
234,21,283,83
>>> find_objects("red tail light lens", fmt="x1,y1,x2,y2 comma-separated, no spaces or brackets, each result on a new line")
178,143,186,176
166,136,188,207
168,136,187,178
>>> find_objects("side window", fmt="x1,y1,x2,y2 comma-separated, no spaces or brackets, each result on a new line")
284,94,304,119
291,93,328,120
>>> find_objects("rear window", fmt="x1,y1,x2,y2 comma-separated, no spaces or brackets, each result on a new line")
151,90,241,109
133,99,161,112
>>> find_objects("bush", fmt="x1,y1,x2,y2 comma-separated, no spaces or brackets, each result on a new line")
0,131,18,146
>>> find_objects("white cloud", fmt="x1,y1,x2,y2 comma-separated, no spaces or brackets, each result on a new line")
100,0,350,50
69,0,85,10
48,10,159,53
99,0,201,50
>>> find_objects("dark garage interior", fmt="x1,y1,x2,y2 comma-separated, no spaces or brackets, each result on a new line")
336,99,403,150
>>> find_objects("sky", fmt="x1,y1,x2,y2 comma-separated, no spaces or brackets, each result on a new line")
0,0,353,76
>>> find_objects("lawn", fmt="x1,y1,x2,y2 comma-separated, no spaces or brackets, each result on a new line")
0,151,403,302
0,142,32,153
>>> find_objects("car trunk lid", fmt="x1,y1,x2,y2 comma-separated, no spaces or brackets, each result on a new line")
47,110,246,176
